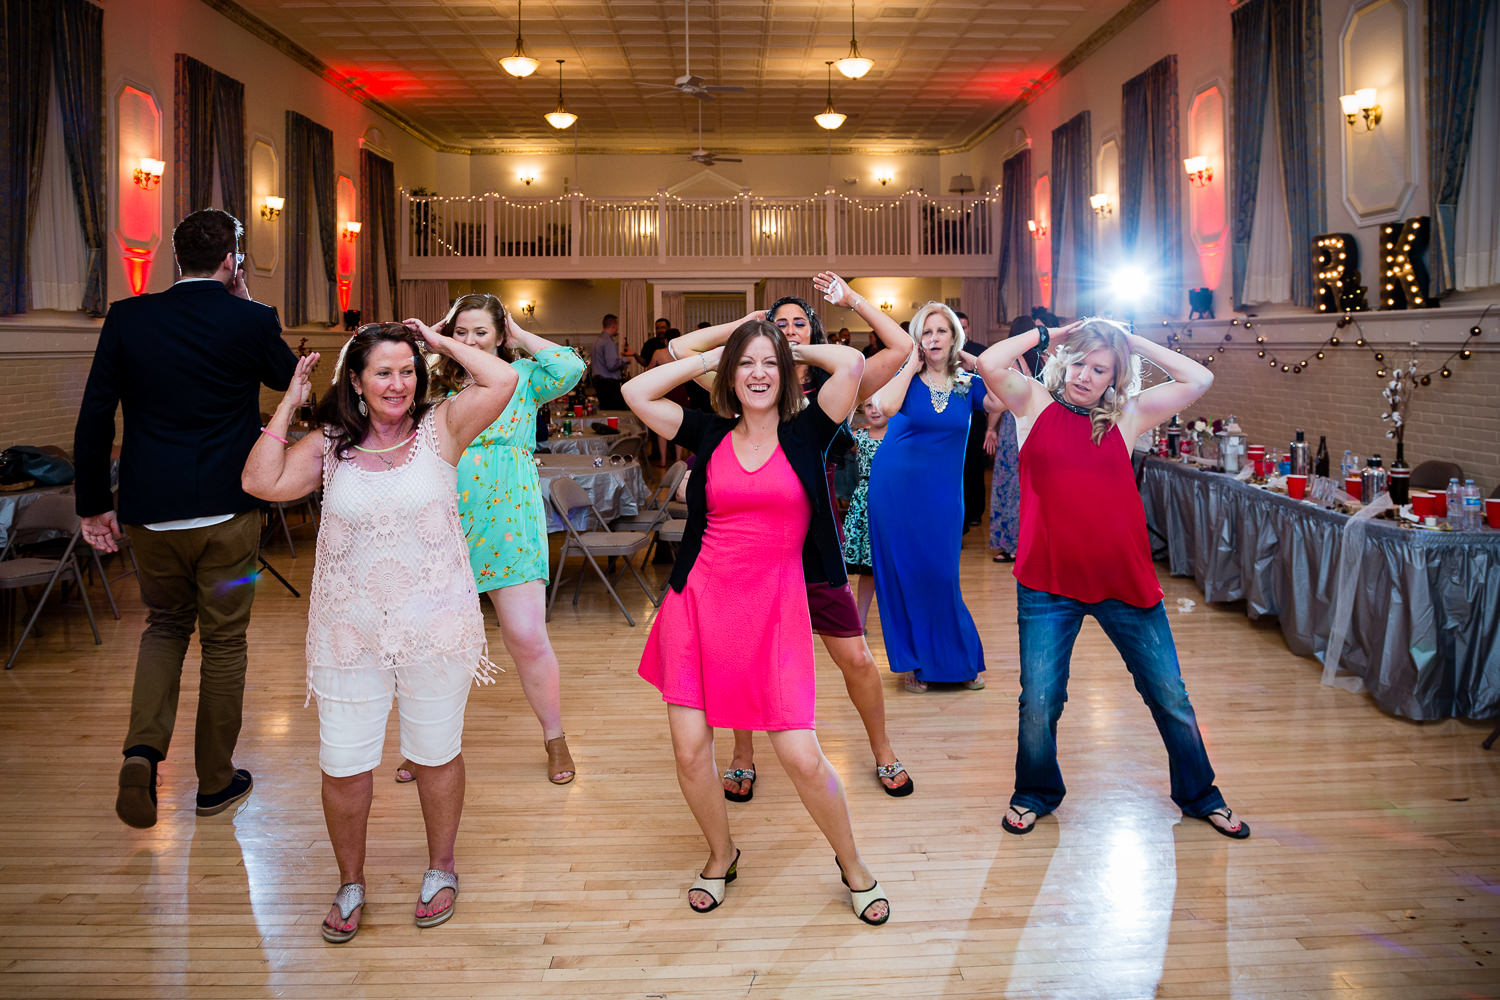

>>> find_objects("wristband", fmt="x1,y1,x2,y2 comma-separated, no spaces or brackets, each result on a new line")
260,426,290,445
1035,326,1050,355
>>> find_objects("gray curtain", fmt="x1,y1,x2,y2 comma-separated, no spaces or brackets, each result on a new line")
0,2,53,314
1050,111,1094,317
1270,0,1325,307
1121,55,1181,317
173,55,246,224
1230,0,1271,309
1428,0,1494,295
996,148,1034,322
359,148,397,320
50,0,104,315
284,110,337,326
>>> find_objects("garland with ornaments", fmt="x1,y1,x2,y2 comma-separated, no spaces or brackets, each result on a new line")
1159,305,1491,384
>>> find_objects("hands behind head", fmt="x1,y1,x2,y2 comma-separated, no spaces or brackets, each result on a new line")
813,271,858,309
402,317,445,354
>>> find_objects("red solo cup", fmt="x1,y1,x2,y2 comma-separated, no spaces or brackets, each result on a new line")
607,416,619,429
1487,498,1500,529
1345,476,1363,496
1411,492,1434,518
1247,445,1266,461
1431,491,1447,517
1254,458,1269,477
1286,474,1308,499
573,405,584,418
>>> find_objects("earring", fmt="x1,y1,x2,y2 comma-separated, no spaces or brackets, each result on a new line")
357,394,367,417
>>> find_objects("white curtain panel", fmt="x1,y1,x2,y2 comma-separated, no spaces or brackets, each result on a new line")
1455,2,1500,291
28,87,88,312
1243,76,1292,305
960,276,998,346
619,278,649,357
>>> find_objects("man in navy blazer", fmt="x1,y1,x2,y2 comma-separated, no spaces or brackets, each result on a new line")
74,208,297,829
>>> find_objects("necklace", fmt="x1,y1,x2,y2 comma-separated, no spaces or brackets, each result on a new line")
1051,392,1093,417
353,428,418,469
922,372,954,413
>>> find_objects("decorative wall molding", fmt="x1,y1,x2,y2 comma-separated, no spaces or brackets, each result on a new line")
1339,0,1419,224
248,135,279,275
1187,82,1228,290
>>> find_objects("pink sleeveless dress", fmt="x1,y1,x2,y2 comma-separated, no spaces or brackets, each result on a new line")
639,436,816,730
306,408,494,701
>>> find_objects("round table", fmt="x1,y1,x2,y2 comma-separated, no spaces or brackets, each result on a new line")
536,454,650,532
541,422,647,457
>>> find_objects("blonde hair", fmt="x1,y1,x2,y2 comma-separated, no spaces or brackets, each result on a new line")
907,301,966,377
1041,317,1141,445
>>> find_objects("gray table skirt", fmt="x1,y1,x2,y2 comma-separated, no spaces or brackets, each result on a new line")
1140,458,1500,721
536,456,648,532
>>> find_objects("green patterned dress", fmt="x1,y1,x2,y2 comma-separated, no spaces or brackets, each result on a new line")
454,346,584,592
840,427,883,575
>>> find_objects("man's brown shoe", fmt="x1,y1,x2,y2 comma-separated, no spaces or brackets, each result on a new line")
116,756,157,829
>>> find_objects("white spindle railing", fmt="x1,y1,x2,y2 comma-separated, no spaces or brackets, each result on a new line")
399,190,997,278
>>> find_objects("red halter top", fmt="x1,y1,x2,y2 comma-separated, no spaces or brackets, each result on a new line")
1014,401,1163,608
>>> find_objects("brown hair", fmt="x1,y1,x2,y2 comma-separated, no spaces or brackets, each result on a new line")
316,323,435,459
429,293,516,397
710,319,802,423
172,208,242,275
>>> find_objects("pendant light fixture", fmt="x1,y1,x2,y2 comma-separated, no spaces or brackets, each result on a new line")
544,59,578,129
499,0,540,78
835,1,874,80
814,61,846,130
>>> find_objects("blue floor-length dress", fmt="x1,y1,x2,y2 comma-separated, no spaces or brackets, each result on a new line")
867,371,987,682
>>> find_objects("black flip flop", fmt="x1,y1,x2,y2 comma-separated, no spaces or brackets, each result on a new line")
1196,807,1251,839
1002,806,1038,835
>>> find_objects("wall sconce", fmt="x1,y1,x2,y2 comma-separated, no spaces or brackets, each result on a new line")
878,299,894,312
260,196,284,221
519,174,535,186
1089,193,1112,216
1183,156,1213,186
1339,88,1382,132
133,157,165,190
341,221,362,241
518,300,536,318
1027,219,1047,238
875,172,893,187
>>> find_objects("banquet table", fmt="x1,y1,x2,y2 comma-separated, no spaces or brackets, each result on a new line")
1140,457,1499,721
537,454,649,532
540,420,647,457
0,484,71,548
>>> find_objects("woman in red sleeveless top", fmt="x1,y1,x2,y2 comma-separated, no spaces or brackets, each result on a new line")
977,318,1250,840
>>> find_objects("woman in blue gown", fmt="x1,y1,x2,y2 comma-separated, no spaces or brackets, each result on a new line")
867,302,990,691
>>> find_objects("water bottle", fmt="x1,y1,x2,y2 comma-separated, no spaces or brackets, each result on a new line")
1446,478,1463,527
1340,449,1352,481
1462,479,1483,530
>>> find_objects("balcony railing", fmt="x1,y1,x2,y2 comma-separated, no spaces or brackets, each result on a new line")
400,190,998,279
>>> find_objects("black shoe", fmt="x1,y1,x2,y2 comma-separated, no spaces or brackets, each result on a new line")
116,756,158,829
195,768,253,817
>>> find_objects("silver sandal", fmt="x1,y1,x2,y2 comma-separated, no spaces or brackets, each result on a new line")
320,882,365,943
415,868,459,928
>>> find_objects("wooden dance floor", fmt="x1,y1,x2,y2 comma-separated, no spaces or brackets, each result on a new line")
3,534,1498,999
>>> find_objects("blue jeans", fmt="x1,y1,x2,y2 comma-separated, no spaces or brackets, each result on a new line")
1011,583,1226,819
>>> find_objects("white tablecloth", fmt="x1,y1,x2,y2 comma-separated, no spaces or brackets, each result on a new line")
536,455,649,532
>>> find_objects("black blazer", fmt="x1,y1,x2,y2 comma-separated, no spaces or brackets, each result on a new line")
74,280,297,524
668,403,847,594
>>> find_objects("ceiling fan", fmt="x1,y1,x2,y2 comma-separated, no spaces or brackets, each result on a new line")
645,0,747,102
688,103,740,165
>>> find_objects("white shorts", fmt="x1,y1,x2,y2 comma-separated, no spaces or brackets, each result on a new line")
310,657,474,778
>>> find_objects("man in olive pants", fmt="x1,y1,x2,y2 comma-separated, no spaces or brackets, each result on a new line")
74,208,296,828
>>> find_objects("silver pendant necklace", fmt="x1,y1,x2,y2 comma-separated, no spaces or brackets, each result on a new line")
923,373,954,413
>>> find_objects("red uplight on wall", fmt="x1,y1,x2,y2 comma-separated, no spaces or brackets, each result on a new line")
338,277,352,313
121,246,153,296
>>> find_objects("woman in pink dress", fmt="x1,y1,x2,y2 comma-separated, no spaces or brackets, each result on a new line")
623,319,890,926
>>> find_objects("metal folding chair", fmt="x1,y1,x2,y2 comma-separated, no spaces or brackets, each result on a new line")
545,476,658,626
1,494,102,669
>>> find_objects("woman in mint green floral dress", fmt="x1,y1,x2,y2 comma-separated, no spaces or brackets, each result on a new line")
399,293,585,786
840,398,888,626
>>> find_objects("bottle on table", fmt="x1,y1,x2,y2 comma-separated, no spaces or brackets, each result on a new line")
1290,429,1310,476
1167,414,1182,457
1315,436,1330,478
1462,479,1483,530
1340,449,1352,481
1447,478,1463,527
1360,458,1379,503
1372,454,1387,495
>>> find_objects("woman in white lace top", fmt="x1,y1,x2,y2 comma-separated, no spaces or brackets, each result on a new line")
243,320,519,944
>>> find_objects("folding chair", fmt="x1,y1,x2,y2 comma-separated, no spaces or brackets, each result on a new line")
546,476,659,626
269,491,320,557
612,460,688,533
1,494,102,669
